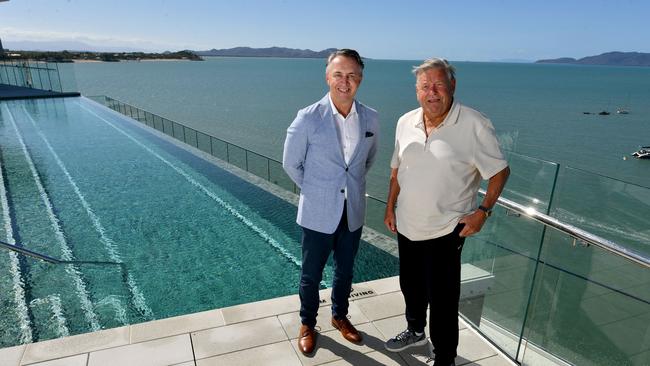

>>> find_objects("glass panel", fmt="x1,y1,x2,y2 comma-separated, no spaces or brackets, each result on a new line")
153,115,164,132
128,105,135,119
268,160,296,193
227,144,247,171
9,62,19,85
245,151,270,180
31,62,44,90
459,155,559,360
364,196,393,238
162,118,174,136
184,127,198,148
460,206,547,360
57,62,78,92
500,151,559,213
521,230,650,365
14,63,25,86
552,167,650,257
145,112,155,127
196,132,212,154
172,122,185,141
210,137,228,161
47,64,62,92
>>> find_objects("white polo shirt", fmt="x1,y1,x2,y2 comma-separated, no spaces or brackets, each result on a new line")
390,101,508,241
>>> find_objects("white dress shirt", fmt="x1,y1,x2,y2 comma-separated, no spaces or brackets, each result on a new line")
329,94,360,198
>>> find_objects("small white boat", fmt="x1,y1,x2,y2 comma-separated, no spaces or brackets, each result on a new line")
632,147,650,159
616,108,629,114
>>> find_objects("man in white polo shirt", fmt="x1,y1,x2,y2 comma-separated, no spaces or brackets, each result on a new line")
383,58,510,366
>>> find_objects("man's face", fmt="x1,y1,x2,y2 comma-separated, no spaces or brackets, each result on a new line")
326,56,363,105
416,68,456,122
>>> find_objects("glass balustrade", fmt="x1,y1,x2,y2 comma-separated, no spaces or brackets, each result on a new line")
0,61,76,92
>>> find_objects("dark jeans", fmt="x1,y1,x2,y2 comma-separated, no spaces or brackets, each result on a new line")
299,205,362,328
398,224,465,364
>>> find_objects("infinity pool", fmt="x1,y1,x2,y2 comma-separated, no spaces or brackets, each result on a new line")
0,97,397,347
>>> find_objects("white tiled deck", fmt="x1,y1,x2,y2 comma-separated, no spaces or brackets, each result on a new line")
0,276,515,366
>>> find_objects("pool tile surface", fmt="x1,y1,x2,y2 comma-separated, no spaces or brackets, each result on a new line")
27,354,88,366
196,341,301,366
220,294,299,324
0,345,26,366
87,334,192,366
191,316,287,358
130,308,225,343
1,276,517,366
21,326,130,365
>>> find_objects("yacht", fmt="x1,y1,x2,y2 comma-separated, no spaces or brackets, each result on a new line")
632,146,650,159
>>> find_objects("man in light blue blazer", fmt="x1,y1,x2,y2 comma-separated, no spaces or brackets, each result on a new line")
283,49,379,355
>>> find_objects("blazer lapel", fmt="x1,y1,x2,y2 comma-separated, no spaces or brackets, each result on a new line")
318,95,346,164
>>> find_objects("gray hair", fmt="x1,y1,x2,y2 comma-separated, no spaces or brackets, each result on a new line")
412,57,455,82
326,49,364,72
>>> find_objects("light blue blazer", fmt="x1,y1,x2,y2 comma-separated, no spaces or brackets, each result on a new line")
283,94,379,234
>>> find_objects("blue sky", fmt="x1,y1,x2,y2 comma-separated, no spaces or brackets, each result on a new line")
1,0,648,61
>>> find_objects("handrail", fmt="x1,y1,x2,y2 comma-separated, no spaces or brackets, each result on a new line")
363,190,649,268
0,239,126,268
481,190,650,268
91,94,650,269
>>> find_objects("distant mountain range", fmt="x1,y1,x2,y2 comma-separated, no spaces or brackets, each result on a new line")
194,46,337,58
3,40,147,53
536,52,650,66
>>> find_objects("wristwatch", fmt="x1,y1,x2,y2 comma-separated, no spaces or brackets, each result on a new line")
478,205,492,218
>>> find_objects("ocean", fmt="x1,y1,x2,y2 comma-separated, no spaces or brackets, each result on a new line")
72,57,650,254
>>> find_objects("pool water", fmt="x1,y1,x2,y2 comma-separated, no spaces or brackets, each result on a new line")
0,97,398,347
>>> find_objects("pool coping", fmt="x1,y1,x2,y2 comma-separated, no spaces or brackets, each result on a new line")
0,276,516,366
0,84,81,100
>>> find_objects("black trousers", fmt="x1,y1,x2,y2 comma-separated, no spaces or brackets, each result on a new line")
299,205,362,328
397,224,465,364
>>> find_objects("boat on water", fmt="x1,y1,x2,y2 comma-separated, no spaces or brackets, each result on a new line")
598,110,610,115
632,146,650,159
617,108,629,114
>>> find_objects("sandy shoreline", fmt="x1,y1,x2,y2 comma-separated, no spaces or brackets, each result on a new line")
72,58,196,63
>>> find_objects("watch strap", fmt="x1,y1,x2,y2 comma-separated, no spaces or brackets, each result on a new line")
478,205,492,218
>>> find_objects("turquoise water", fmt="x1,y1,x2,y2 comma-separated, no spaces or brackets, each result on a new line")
0,97,398,347
73,58,650,251
73,58,650,187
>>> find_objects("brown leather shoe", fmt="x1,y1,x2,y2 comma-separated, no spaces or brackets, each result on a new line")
298,324,316,354
331,316,363,343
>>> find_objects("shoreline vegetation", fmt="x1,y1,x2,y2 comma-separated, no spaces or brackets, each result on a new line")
0,46,339,63
0,50,203,62
536,51,650,67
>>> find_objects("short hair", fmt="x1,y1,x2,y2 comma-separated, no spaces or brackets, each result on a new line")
412,57,455,82
326,49,364,72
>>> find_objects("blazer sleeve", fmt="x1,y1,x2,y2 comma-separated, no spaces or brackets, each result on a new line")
282,110,308,188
